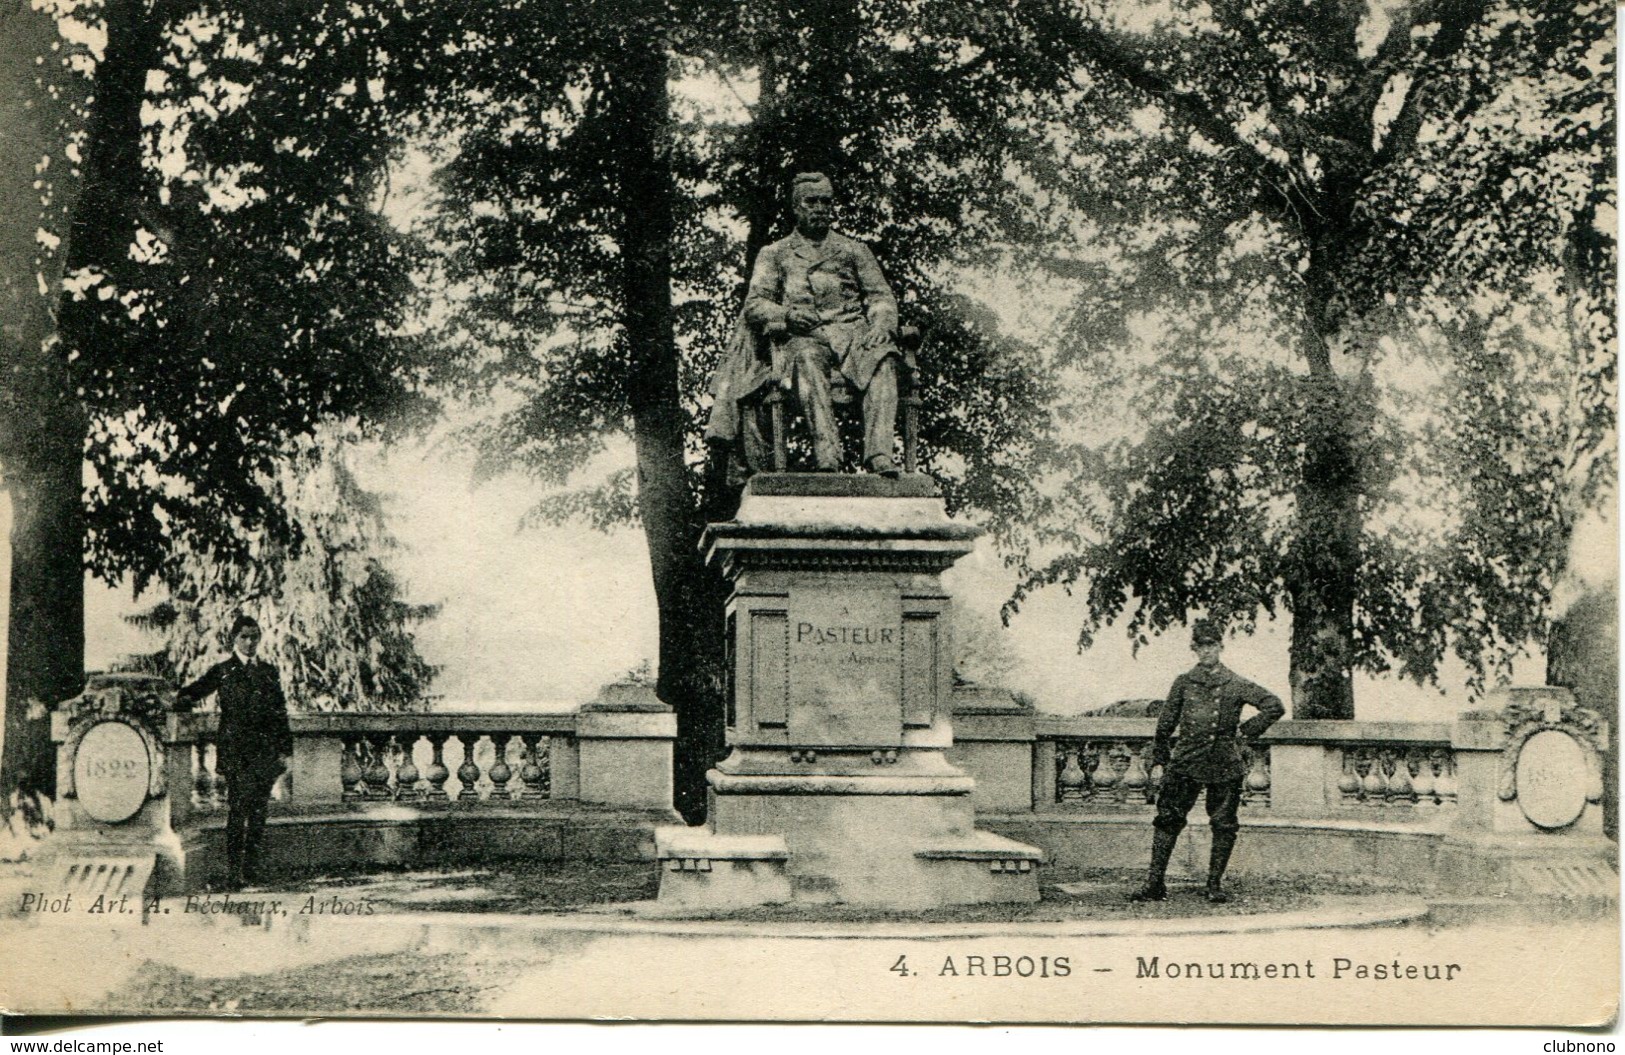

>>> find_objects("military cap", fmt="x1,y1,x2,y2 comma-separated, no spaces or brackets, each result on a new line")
1190,619,1224,646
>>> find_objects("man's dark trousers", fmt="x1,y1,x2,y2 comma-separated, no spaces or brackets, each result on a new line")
1154,772,1243,838
223,761,279,884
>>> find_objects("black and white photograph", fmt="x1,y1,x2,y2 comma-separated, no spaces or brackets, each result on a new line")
0,0,1616,1032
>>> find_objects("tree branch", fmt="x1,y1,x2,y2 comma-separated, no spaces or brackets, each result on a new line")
1054,14,1285,181
1375,0,1494,164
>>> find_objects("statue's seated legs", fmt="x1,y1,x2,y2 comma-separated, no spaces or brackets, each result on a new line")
862,357,899,475
787,337,842,470
784,337,901,474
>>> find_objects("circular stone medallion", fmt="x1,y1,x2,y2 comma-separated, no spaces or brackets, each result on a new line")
73,720,151,823
1515,729,1589,830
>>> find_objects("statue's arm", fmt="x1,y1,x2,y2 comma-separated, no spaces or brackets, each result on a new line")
853,243,898,336
743,245,788,331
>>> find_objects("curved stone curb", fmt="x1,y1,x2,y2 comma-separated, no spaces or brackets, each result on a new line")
329,894,1429,941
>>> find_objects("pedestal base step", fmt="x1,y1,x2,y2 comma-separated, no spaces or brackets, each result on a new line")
1510,859,1618,899
655,827,794,909
50,854,156,898
915,830,1045,873
655,828,789,869
654,825,1045,911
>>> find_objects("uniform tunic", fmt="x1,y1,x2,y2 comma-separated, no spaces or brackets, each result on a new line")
1152,663,1284,783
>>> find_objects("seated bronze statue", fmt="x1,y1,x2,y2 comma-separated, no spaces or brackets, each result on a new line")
706,172,919,482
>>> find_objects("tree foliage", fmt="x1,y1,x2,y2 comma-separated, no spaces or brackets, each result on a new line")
119,435,440,711
1,0,438,797
1004,0,1614,710
70,0,435,585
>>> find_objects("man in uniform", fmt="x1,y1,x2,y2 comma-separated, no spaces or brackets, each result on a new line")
176,614,293,890
1129,620,1285,903
710,172,906,476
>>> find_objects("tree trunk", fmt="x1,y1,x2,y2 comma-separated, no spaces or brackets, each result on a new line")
783,0,858,179
741,50,782,281
613,28,728,823
0,0,162,802
1286,267,1360,720
2,418,85,799
0,1,89,805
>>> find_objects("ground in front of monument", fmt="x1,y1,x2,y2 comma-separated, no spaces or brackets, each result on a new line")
4,857,1612,1022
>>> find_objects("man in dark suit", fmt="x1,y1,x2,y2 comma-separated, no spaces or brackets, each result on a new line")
176,615,292,890
1129,620,1285,903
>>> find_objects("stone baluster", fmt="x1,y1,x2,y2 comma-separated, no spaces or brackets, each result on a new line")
1081,743,1102,799
193,742,214,810
1095,742,1124,801
456,733,484,802
394,733,422,801
424,734,451,803
207,741,229,810
365,734,393,799
1360,750,1387,805
1243,745,1271,805
1337,751,1362,804
1056,743,1087,803
1383,748,1413,805
1410,748,1436,809
489,734,516,801
340,737,365,802
1432,749,1458,808
1122,744,1150,805
518,734,548,799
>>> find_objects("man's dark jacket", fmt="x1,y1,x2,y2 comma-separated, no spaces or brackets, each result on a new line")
176,656,293,777
1152,664,1284,782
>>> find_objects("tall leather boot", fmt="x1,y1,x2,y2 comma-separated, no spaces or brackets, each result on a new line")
1205,829,1238,903
1128,828,1179,902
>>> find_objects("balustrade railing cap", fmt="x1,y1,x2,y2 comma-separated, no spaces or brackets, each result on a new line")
583,682,669,712
950,684,1032,714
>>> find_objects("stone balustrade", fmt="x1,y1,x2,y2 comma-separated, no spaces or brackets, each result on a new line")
1045,736,1273,809
950,698,1463,825
47,676,1608,897
104,684,681,888
166,713,582,823
947,687,1613,895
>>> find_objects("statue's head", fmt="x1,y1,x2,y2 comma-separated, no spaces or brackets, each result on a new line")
791,172,835,238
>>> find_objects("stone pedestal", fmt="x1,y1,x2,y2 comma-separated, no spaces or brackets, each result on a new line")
1439,687,1617,899
657,474,1041,910
44,674,189,914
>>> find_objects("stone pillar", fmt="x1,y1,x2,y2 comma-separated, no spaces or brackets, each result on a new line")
289,726,345,808
1262,732,1329,818
657,473,1042,910
1440,687,1616,897
44,674,190,907
948,686,1037,814
548,734,581,801
576,683,678,811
